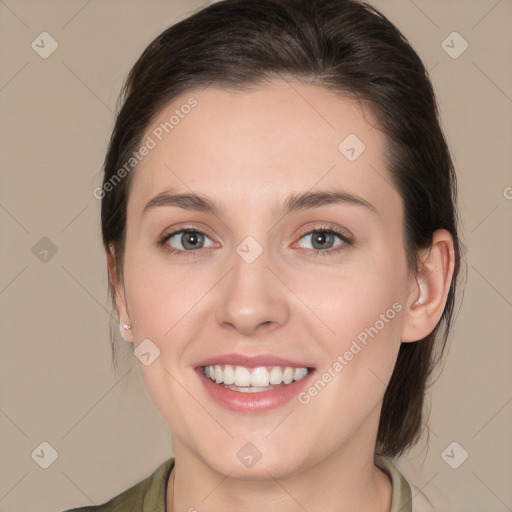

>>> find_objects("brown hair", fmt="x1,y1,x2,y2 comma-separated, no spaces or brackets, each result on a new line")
101,0,463,458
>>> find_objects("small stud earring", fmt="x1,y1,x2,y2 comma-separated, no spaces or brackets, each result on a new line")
119,323,132,341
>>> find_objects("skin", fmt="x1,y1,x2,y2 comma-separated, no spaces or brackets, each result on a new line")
109,80,455,512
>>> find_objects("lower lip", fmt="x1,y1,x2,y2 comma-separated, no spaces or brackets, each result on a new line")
195,367,316,413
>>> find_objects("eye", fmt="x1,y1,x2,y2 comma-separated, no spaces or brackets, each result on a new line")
157,225,352,256
158,228,214,254
295,227,352,254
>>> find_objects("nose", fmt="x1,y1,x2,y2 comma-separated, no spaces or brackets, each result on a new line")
214,241,290,337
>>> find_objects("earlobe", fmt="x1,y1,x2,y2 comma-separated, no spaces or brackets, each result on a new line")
108,245,134,343
401,229,456,343
119,323,133,342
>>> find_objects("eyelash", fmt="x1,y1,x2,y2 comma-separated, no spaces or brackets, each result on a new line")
157,225,353,257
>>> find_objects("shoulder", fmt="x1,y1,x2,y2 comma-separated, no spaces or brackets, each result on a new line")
374,454,413,512
390,454,453,512
375,455,448,512
61,457,174,512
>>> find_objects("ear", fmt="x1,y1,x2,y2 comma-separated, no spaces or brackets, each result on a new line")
401,229,456,343
107,244,134,343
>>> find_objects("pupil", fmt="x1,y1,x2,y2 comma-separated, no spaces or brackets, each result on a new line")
313,231,332,250
183,232,202,250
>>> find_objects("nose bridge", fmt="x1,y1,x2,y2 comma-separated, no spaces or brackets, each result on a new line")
230,233,272,305
214,232,289,334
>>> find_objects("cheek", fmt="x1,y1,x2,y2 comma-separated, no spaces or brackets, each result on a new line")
291,250,408,407
293,266,406,433
123,247,204,338
294,258,407,348
122,253,201,410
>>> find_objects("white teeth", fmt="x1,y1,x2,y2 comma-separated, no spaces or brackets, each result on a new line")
251,367,270,387
269,366,283,385
214,365,223,384
233,366,251,386
282,367,294,384
203,364,310,388
222,364,235,385
294,367,308,381
224,385,272,393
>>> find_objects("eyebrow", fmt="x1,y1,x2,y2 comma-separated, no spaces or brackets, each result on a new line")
142,188,379,217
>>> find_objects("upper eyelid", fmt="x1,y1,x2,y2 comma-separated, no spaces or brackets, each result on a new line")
162,226,212,240
300,226,351,239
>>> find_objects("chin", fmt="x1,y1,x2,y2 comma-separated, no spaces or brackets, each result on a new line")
197,440,308,480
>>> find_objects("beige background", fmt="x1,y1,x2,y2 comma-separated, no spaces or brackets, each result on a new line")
1,0,511,511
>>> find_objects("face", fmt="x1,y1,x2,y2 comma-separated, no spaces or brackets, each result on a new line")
114,81,418,478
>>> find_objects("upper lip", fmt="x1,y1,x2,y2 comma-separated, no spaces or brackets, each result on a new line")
195,353,314,369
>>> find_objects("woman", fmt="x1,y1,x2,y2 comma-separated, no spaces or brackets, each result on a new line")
65,0,461,510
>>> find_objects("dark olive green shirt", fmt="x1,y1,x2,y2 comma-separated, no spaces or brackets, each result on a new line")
63,454,412,511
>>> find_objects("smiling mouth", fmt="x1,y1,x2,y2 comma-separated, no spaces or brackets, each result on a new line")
201,364,313,393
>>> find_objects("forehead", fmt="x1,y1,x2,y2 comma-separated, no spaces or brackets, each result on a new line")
128,81,400,219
